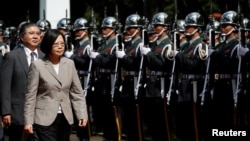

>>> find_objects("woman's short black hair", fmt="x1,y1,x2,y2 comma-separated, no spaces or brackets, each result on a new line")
40,29,66,55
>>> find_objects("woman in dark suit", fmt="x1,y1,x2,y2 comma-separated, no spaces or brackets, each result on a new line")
24,29,88,141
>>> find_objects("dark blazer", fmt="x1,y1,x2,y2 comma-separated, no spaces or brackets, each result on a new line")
0,47,44,125
24,57,88,126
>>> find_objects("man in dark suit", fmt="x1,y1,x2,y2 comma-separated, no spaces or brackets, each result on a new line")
0,22,44,141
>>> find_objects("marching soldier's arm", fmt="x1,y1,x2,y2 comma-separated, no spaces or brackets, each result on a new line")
176,51,201,68
147,51,165,67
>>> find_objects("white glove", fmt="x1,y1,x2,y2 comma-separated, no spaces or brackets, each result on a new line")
116,50,126,58
64,51,73,58
208,49,215,56
238,47,249,56
0,45,4,50
89,51,99,59
165,50,178,58
140,46,151,55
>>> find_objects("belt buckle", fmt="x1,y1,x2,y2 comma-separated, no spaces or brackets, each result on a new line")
215,74,219,80
151,71,155,75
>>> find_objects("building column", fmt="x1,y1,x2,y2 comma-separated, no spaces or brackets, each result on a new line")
39,0,70,29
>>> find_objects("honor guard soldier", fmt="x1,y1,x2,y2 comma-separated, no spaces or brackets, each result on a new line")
204,19,222,50
3,26,17,51
11,21,28,50
140,12,173,141
235,17,250,128
147,23,157,48
116,13,144,141
242,18,250,47
176,19,188,50
69,17,92,141
0,23,10,61
209,10,242,131
36,19,51,36
57,18,74,58
89,16,121,141
174,12,209,141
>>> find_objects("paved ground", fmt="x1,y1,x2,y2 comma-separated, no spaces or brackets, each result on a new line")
4,133,122,141
70,133,127,141
70,134,103,141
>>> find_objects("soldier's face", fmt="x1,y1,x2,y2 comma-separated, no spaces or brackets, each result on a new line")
185,26,196,34
74,30,87,39
102,27,111,34
58,29,68,36
153,25,166,34
126,27,137,36
220,24,234,34
148,33,157,42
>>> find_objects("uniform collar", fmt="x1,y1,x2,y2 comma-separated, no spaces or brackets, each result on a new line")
156,36,168,45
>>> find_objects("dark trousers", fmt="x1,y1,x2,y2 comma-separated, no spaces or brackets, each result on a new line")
8,124,36,141
142,97,170,141
76,124,90,141
34,113,71,141
94,74,120,140
175,79,211,141
120,97,142,141
212,80,234,129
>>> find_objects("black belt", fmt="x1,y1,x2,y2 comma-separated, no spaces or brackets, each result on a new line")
77,70,88,75
125,71,137,75
151,71,166,76
181,74,204,79
99,68,111,73
214,74,238,79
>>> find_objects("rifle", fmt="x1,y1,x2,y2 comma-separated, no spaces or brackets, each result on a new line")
111,4,123,102
84,8,98,97
134,33,145,101
26,10,30,23
164,1,179,140
110,5,123,141
134,28,148,141
65,9,73,51
200,0,215,106
163,32,178,141
111,32,122,141
134,10,149,100
166,0,179,106
82,8,99,138
234,0,245,126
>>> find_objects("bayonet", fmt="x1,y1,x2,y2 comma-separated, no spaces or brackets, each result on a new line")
26,10,30,23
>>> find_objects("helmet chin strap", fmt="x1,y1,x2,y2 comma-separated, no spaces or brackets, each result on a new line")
221,27,236,36
179,34,185,40
124,38,132,42
75,31,86,40
128,29,139,39
149,36,158,43
103,30,114,38
185,28,198,36
155,28,166,40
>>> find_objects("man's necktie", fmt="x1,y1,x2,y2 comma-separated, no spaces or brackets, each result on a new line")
30,52,36,63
